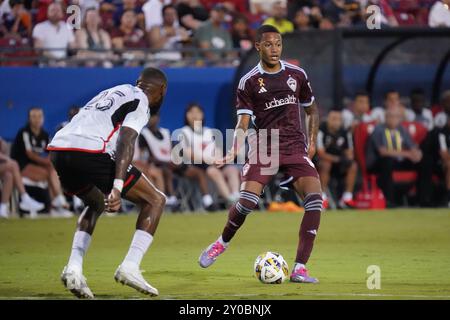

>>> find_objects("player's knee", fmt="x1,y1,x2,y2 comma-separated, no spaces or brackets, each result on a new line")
236,191,260,215
303,193,323,213
149,191,166,210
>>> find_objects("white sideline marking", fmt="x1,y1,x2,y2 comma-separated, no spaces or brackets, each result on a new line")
163,292,450,299
2,292,450,300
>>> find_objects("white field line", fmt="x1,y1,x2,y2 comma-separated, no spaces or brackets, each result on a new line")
2,292,450,300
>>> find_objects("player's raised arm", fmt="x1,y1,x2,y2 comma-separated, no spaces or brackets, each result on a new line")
215,114,251,168
304,101,320,160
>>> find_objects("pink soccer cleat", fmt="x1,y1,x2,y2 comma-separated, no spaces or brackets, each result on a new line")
198,240,227,268
290,266,319,283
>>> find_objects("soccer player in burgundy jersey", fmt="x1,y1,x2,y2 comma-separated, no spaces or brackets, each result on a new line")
199,25,323,283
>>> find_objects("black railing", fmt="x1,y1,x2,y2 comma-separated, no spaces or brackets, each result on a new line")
0,46,245,67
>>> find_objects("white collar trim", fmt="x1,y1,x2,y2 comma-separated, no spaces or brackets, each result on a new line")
258,60,285,74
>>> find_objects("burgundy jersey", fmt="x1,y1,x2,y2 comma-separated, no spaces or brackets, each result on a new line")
236,60,315,155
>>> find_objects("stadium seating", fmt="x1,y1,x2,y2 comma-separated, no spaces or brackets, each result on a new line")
354,121,430,208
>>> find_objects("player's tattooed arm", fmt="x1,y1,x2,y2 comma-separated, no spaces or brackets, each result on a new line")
106,126,138,212
304,101,319,159
215,114,251,168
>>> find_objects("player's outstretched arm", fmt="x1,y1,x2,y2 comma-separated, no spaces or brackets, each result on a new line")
305,101,319,159
215,114,251,168
106,126,138,212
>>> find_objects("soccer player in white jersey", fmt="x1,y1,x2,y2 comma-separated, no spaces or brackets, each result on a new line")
48,67,167,299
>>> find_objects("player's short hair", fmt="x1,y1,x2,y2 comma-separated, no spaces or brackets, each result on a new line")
256,25,281,42
139,67,167,86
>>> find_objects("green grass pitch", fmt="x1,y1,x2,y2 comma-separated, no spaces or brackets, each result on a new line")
0,209,449,300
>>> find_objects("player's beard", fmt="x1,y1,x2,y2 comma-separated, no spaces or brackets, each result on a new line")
150,96,164,116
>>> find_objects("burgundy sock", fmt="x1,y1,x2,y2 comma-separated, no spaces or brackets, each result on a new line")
296,193,322,264
222,191,259,243
222,204,246,243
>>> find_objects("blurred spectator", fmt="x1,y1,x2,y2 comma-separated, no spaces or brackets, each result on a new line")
134,115,172,206
177,0,209,31
135,114,216,210
317,109,357,209
0,0,12,24
405,88,434,130
262,1,294,34
179,103,240,207
10,107,72,217
429,0,450,27
32,2,75,66
322,0,347,24
370,89,403,123
193,4,234,62
250,0,286,16
319,16,335,29
149,4,189,62
202,0,249,15
293,7,312,31
142,0,172,31
55,105,80,132
112,0,145,30
1,137,45,218
287,0,316,21
367,0,399,27
230,14,254,51
111,9,147,65
435,90,450,128
0,0,32,39
366,106,422,207
342,91,373,131
75,8,115,67
35,0,73,24
71,0,101,18
437,115,450,207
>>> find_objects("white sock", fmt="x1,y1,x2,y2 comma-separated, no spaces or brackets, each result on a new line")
294,263,306,272
322,192,328,200
342,192,353,201
217,235,229,247
52,194,68,208
0,203,8,215
202,194,213,207
20,192,30,202
122,230,153,269
67,231,91,273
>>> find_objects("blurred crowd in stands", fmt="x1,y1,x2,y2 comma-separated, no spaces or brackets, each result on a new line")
1,0,450,66
1,87,450,219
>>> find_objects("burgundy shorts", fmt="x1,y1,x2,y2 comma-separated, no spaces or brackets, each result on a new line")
241,153,319,188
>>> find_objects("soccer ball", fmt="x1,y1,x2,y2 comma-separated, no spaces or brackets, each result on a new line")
254,252,289,284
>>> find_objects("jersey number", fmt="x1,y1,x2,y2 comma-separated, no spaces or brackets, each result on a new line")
84,90,116,111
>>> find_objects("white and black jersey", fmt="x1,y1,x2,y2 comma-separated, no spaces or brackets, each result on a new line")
48,84,150,155
11,125,50,169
